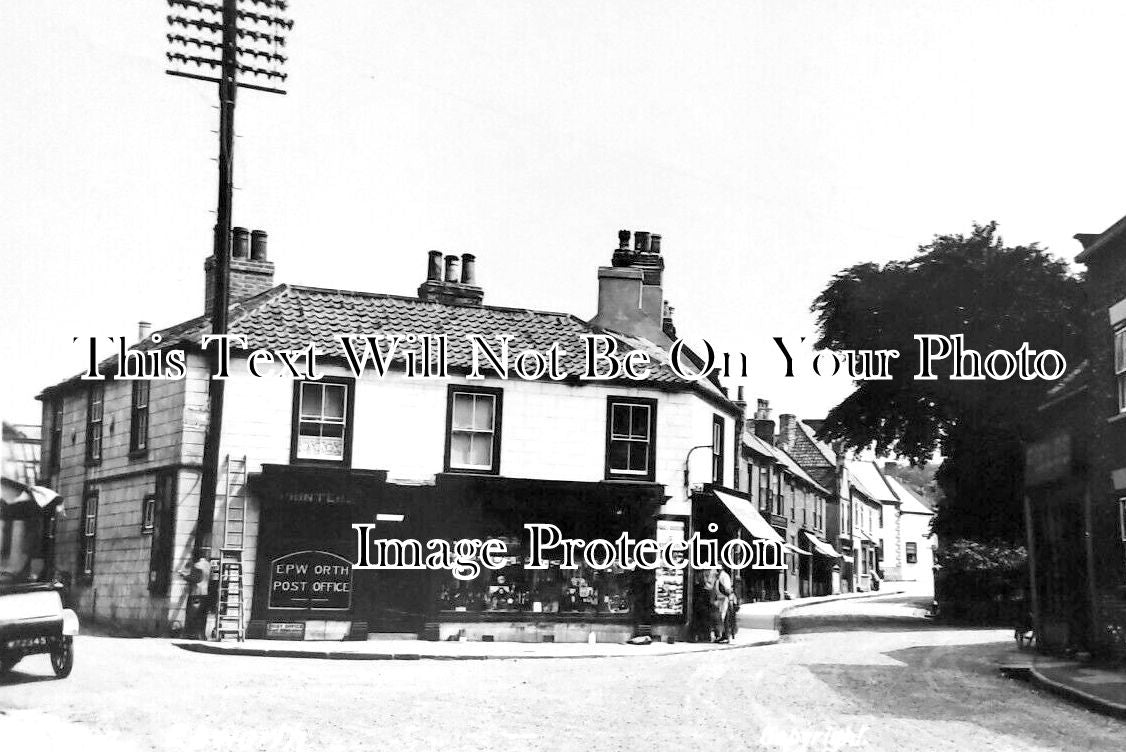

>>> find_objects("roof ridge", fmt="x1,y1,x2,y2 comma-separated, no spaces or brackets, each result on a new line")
283,284,586,321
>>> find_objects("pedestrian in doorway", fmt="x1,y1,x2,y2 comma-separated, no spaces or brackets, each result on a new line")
180,554,211,640
691,567,719,642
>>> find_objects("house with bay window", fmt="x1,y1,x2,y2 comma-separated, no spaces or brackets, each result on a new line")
37,228,744,642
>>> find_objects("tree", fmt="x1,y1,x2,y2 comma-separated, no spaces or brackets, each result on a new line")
811,222,1086,543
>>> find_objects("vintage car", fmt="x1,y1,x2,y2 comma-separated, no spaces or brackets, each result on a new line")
0,478,78,679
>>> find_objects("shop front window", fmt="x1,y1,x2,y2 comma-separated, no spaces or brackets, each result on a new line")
436,534,634,616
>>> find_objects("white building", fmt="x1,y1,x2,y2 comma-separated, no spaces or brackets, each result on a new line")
38,229,744,642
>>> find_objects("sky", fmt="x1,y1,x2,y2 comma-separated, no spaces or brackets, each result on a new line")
3,1,1126,429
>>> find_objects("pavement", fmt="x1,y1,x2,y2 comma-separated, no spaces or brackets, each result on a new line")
171,585,908,661
1000,652,1126,719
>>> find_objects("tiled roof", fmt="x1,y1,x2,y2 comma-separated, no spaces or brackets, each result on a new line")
41,285,737,410
788,421,837,469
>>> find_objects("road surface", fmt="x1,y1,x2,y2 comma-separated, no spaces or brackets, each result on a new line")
1,594,1121,751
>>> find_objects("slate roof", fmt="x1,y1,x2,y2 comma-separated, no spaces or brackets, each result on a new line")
743,431,831,497
41,284,737,411
883,475,934,516
846,460,900,504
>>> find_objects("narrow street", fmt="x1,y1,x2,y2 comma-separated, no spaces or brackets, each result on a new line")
1,594,1122,751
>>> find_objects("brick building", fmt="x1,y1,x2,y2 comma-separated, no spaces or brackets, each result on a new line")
1025,213,1126,660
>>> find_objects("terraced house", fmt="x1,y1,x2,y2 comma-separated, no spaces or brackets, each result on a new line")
37,229,746,643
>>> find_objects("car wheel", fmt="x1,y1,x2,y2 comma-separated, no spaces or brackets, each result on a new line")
50,636,73,678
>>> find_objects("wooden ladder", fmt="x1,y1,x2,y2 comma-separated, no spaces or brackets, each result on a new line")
216,548,245,641
216,455,248,641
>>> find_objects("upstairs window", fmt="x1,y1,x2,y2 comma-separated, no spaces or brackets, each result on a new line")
85,383,104,465
292,379,352,464
140,494,156,533
79,488,99,579
606,397,657,481
758,465,770,512
445,386,503,474
1116,327,1126,412
711,415,725,485
130,380,150,455
774,472,784,516
906,541,918,564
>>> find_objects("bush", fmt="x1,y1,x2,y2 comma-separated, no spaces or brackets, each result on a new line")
934,539,1028,623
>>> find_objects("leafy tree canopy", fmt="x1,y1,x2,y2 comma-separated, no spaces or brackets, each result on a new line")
811,222,1085,542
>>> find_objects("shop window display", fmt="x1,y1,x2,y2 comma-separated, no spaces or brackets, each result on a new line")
436,534,634,615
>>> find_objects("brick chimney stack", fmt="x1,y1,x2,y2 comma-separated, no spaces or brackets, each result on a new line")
590,229,669,344
752,399,775,443
417,251,484,306
204,225,275,314
777,414,799,451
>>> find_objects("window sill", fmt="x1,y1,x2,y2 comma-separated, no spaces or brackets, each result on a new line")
444,467,500,476
605,474,657,484
1107,411,1126,425
129,449,149,461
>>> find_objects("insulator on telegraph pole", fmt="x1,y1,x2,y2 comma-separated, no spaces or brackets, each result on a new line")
164,0,292,563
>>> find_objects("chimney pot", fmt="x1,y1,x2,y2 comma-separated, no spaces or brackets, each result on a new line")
460,253,477,286
634,231,651,253
444,254,461,284
427,251,443,282
617,229,631,250
232,227,250,259
138,321,151,342
651,233,662,253
737,385,745,401
250,229,268,261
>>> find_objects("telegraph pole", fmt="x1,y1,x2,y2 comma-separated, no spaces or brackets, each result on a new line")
165,0,292,560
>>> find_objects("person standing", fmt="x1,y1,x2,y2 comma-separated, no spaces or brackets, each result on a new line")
181,554,212,640
692,567,719,642
714,567,735,643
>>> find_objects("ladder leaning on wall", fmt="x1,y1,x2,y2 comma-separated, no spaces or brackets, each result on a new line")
216,454,247,641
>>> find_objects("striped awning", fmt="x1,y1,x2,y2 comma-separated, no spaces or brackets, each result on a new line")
804,532,842,558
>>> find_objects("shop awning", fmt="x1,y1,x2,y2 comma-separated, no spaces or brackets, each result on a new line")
713,490,784,544
804,532,841,558
784,543,811,556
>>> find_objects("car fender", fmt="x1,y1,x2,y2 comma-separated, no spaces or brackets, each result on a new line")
62,608,80,636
